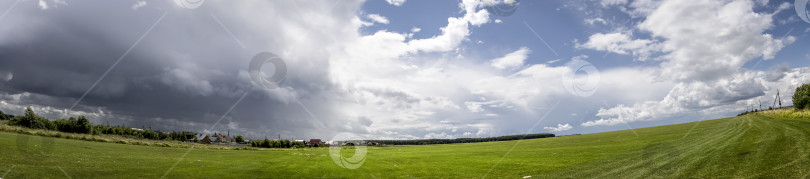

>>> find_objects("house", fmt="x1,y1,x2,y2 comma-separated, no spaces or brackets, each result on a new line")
309,139,322,144
212,134,235,144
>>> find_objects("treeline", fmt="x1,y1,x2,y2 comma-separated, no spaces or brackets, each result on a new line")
366,133,555,145
249,138,309,148
1,107,196,142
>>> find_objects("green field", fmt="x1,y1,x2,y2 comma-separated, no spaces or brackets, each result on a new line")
2,114,810,178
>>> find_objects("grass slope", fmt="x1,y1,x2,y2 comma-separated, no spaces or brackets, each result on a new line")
1,114,810,178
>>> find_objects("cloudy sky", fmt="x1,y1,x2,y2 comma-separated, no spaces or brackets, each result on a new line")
0,0,808,140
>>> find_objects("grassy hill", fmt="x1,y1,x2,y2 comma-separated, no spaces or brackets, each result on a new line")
1,114,810,178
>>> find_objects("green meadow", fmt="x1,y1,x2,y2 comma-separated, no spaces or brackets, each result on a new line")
2,113,810,178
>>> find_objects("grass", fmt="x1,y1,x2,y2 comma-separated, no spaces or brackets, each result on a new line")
1,114,810,178
758,107,810,119
0,121,250,150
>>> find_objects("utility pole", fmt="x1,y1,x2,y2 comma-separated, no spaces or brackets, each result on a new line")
773,89,781,109
777,89,782,108
759,98,762,110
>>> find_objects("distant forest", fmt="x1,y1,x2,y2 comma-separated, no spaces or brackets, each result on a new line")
366,133,555,145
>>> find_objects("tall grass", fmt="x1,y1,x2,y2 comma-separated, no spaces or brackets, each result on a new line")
756,107,810,119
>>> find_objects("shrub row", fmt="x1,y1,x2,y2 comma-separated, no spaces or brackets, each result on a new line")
3,107,196,142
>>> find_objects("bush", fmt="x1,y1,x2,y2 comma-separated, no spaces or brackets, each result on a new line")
795,84,810,110
8,107,55,130
142,130,159,140
54,118,73,132
52,116,93,134
75,116,92,134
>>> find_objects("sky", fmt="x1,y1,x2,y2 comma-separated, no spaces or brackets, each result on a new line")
0,0,808,140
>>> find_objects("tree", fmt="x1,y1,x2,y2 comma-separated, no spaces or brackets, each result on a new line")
0,110,7,120
234,135,245,143
794,84,810,110
9,107,55,130
75,116,92,134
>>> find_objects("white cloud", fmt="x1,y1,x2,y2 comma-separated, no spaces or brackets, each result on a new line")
39,0,48,10
581,0,798,127
482,0,518,7
640,0,794,82
327,0,553,138
584,67,808,127
494,19,502,23
602,0,628,6
410,27,421,33
544,123,572,132
366,14,390,24
406,14,478,52
159,67,214,96
0,71,12,81
601,0,628,7
491,47,530,69
775,2,790,12
386,0,406,6
464,100,503,113
132,1,147,10
461,0,491,26
584,18,607,25
38,0,67,10
577,31,658,61
582,0,795,81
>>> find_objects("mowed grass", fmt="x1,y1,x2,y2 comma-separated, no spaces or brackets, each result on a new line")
2,114,810,178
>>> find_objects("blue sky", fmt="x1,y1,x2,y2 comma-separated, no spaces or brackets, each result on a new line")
362,0,810,70
0,0,808,139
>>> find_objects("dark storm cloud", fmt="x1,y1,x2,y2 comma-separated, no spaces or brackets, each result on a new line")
0,0,359,139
